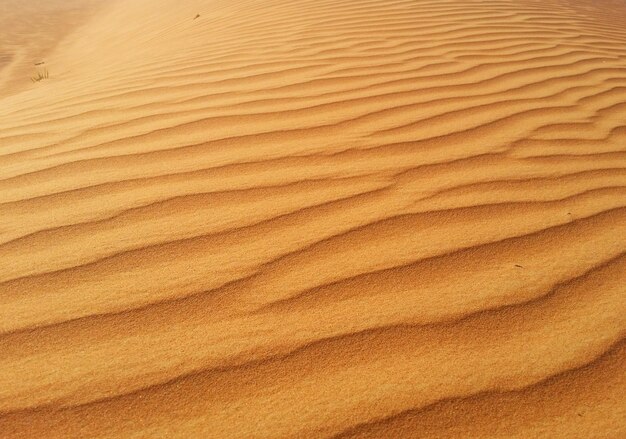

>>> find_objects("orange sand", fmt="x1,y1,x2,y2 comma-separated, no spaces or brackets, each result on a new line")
0,0,625,437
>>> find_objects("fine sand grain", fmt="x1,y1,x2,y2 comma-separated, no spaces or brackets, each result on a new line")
0,0,625,437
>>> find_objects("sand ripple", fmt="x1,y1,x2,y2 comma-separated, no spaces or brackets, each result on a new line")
0,0,625,437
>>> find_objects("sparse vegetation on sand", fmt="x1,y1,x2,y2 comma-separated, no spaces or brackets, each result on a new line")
30,68,49,83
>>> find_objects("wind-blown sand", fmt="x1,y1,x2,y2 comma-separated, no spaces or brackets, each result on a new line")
1,0,625,437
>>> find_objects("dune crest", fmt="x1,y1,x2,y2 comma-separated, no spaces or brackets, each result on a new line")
0,0,625,437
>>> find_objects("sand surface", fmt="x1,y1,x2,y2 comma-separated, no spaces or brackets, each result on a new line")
1,0,625,437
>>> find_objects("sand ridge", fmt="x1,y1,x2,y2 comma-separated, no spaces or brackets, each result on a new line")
0,0,625,437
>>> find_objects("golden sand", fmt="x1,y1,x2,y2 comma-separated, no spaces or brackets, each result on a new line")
0,0,625,437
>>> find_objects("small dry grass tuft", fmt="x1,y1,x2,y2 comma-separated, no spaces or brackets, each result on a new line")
31,68,49,83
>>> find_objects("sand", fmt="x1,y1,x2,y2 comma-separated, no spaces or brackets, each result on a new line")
0,0,625,437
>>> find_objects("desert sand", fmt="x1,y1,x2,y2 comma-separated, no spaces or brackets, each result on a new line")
0,0,625,437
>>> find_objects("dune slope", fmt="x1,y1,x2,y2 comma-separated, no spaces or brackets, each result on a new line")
0,0,625,437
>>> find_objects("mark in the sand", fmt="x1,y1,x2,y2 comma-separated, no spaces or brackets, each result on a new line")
514,264,524,268
34,61,45,66
30,68,49,83
194,14,200,20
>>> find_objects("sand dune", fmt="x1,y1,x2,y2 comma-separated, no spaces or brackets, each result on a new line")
1,0,625,437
